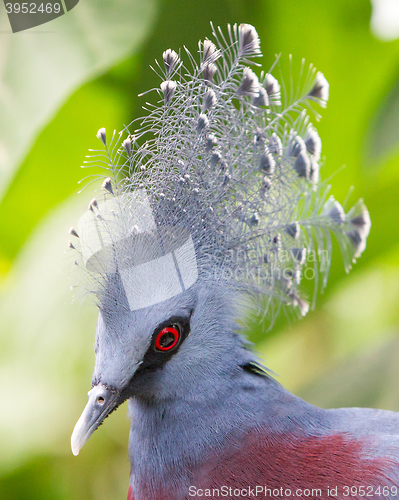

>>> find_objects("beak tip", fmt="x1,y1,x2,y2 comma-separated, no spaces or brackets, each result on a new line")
71,430,82,456
71,440,80,456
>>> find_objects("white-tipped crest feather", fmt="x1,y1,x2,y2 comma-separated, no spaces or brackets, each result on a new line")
70,23,370,322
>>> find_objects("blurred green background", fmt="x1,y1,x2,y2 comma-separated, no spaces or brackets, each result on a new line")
1,0,399,498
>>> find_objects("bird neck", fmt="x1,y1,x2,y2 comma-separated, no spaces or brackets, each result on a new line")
126,284,313,495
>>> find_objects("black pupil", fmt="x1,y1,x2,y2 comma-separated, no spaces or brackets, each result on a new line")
160,331,176,348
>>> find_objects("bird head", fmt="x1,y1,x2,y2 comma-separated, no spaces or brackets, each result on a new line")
71,277,241,456
71,284,193,455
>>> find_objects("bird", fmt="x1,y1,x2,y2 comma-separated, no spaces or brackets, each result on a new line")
68,23,399,500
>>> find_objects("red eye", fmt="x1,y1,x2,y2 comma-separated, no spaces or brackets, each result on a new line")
154,326,180,351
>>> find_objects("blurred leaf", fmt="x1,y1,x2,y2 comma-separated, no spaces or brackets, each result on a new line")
0,0,158,199
0,194,130,477
0,445,130,500
363,74,399,166
299,335,399,411
0,58,136,269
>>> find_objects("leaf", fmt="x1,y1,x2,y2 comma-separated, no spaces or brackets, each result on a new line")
299,335,399,411
0,0,158,201
363,75,399,166
0,194,130,476
0,66,135,269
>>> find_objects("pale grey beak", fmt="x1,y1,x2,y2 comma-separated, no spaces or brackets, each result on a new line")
71,384,119,456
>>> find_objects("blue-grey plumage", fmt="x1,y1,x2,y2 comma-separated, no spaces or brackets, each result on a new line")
67,23,399,500
72,280,399,499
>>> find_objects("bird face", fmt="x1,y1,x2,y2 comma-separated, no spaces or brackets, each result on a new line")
71,286,197,456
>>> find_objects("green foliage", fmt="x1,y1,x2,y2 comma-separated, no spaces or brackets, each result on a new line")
1,0,399,498
0,0,157,205
364,76,399,166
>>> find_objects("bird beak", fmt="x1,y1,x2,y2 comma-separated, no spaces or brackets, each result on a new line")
71,384,120,456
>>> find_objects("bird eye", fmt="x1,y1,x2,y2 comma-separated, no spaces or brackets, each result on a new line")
154,325,180,352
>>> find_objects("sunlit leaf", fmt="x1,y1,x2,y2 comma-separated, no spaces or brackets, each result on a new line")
0,0,158,200
0,65,135,269
363,76,399,166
